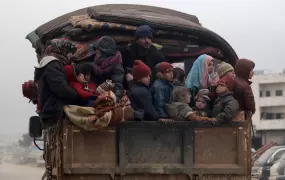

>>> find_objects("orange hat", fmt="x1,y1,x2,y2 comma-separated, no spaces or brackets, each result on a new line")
133,60,151,80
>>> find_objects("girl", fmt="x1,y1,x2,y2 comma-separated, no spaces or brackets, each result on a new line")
185,54,219,106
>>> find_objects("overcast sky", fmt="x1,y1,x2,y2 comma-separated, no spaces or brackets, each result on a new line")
0,0,284,134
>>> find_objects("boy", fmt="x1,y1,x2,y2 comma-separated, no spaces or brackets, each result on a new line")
127,60,161,121
234,59,255,119
216,62,235,79
212,76,239,123
151,62,174,118
166,86,215,121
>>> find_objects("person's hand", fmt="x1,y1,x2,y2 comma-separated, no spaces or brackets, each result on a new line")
76,73,85,83
159,118,174,124
126,73,133,82
208,118,217,124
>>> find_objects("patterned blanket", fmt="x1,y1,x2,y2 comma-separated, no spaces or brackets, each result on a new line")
64,90,133,131
70,15,137,32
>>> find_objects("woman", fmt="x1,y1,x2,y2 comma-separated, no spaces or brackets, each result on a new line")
92,36,124,102
185,54,219,107
34,39,78,127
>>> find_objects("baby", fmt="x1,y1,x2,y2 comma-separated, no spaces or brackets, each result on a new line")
165,86,215,122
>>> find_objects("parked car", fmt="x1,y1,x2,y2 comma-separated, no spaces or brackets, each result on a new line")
252,146,285,180
269,153,285,180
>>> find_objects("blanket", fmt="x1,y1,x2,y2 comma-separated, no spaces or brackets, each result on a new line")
64,90,133,131
70,15,137,32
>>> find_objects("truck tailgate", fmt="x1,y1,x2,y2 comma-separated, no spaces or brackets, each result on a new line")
54,120,252,180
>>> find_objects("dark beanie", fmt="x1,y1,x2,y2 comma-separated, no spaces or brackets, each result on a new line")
133,60,151,80
93,36,117,55
135,25,154,39
76,62,94,75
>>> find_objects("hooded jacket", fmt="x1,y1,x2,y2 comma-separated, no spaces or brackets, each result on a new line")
234,58,256,114
35,56,78,124
212,92,239,123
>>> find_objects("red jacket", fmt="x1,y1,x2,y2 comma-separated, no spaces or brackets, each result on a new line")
64,65,97,100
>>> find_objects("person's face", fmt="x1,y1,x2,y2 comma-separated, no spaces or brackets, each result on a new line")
164,69,174,82
224,70,236,79
184,92,191,104
95,49,102,59
208,60,214,74
195,97,207,110
84,73,91,82
136,36,152,48
216,83,229,94
249,69,254,79
140,76,150,86
67,52,73,60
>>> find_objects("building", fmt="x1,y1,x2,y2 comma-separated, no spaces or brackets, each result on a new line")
251,70,285,146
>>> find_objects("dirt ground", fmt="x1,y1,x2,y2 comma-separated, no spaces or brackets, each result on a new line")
0,163,44,180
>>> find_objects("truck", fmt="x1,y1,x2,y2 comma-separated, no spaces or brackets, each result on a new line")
26,4,252,180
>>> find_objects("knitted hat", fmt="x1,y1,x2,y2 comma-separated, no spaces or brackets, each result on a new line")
135,25,154,39
156,62,173,73
218,76,236,91
216,62,234,78
194,89,211,102
93,36,117,55
133,60,151,80
96,80,115,94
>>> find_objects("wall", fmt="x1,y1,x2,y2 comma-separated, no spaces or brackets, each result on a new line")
251,74,285,131
261,130,285,145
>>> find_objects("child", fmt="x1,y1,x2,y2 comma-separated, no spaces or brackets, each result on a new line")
185,54,219,106
165,86,215,121
234,58,255,119
216,62,235,79
172,67,185,87
127,60,160,121
193,89,211,117
64,62,97,102
212,76,239,123
151,62,174,118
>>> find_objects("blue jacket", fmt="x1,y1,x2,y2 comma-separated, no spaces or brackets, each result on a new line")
151,79,173,118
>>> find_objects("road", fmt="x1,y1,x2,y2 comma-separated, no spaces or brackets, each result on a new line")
0,163,44,180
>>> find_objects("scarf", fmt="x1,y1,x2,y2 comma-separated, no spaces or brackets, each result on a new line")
93,51,122,75
186,54,219,89
44,45,69,65
43,39,77,65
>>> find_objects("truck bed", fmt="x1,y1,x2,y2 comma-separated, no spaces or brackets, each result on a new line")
47,119,252,180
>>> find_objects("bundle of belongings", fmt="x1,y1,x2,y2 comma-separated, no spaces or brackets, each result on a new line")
26,9,226,65
64,87,134,131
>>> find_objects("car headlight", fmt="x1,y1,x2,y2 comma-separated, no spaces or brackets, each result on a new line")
257,168,263,178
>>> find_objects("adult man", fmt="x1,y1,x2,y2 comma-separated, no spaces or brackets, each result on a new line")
121,25,165,82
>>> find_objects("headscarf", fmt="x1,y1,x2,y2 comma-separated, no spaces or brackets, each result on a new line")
185,54,219,89
93,51,122,75
43,39,77,65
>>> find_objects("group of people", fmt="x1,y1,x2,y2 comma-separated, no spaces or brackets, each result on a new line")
23,24,256,128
